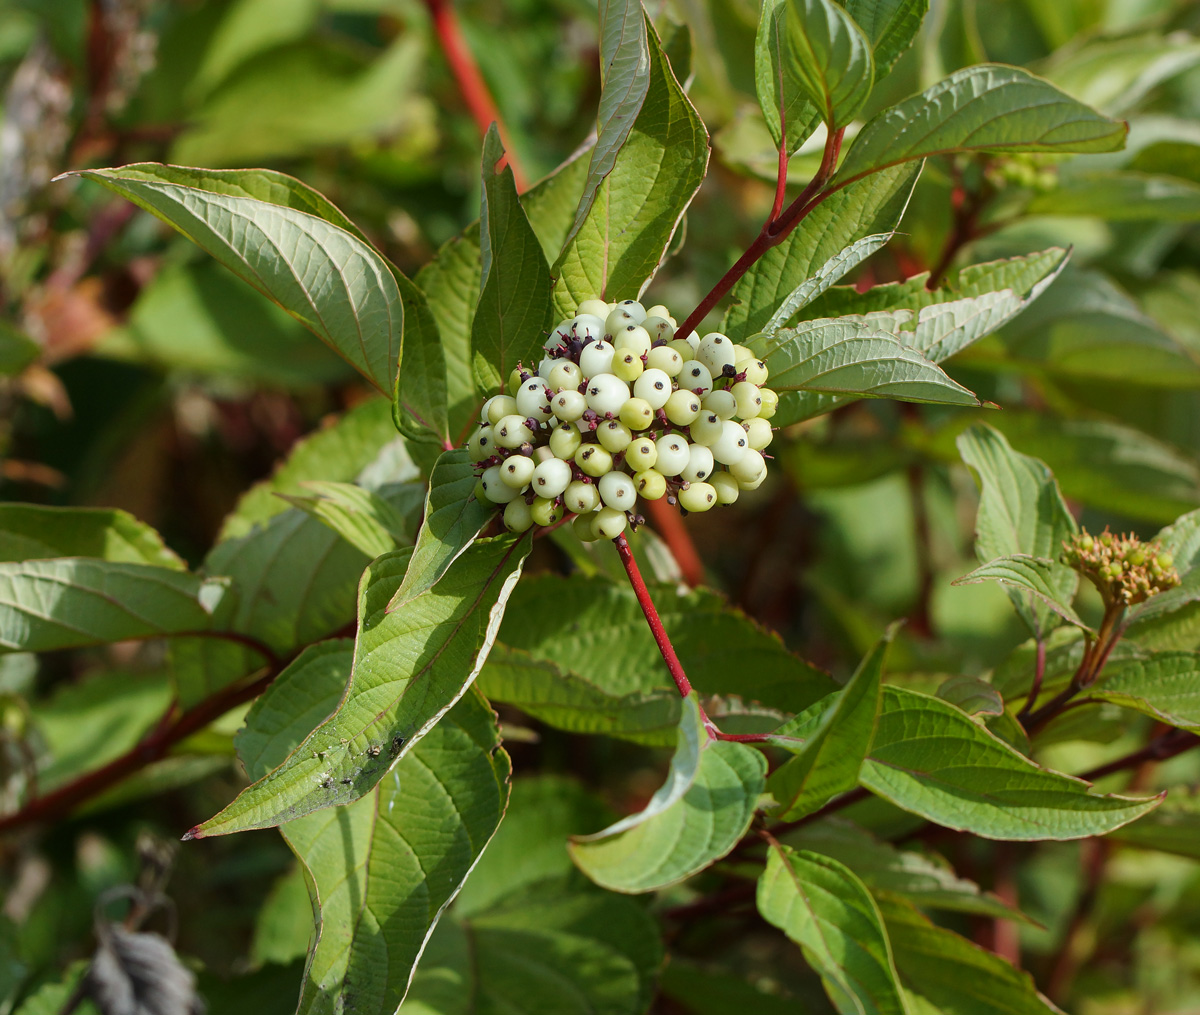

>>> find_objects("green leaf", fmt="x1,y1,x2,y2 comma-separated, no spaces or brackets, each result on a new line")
522,148,592,266
957,423,1078,638
835,65,1127,186
1090,653,1200,732
752,317,981,405
0,559,228,653
991,268,1200,390
878,894,1063,1015
757,843,909,1015
1026,171,1200,221
385,448,496,615
477,644,682,745
0,320,38,377
569,695,766,892
0,504,184,568
765,231,894,334
722,161,920,342
862,687,1159,840
66,164,403,395
768,630,889,820
219,399,410,540
403,881,662,1015
415,226,481,444
553,13,708,309
236,642,510,1015
497,573,837,712
471,126,555,397
392,269,452,447
953,555,1087,631
1108,788,1200,859
845,0,927,80
33,669,173,791
787,818,1029,922
1042,33,1200,116
279,480,420,559
191,535,529,837
785,0,874,129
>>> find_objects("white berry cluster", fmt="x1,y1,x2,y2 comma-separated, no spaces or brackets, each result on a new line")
468,298,777,540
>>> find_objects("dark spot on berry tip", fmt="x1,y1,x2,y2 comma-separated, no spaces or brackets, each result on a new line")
723,364,737,378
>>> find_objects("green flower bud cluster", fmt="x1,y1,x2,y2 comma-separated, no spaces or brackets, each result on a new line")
1061,527,1180,606
467,297,777,539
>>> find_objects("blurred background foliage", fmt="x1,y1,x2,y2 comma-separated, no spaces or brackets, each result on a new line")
3,0,1200,1012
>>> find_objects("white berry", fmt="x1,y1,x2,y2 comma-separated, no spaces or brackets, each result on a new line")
681,443,714,483
711,420,750,465
501,454,535,488
579,340,616,377
654,434,690,476
599,471,637,511
531,457,572,498
633,368,672,410
495,415,533,449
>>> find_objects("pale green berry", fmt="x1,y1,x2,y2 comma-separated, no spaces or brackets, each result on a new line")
537,358,555,379
738,467,768,491
633,368,672,410
697,333,736,375
547,361,583,392
533,445,554,463
645,345,683,376
743,416,773,451
742,359,769,386
681,443,714,483
599,471,637,511
733,344,755,366
597,419,633,453
664,389,701,426
619,396,655,431
503,498,534,533
684,332,700,353
731,381,762,419
564,480,600,515
680,360,713,396
613,325,652,358
501,454,536,488
468,426,495,462
593,506,628,539
645,304,672,321
729,447,766,484
573,513,602,541
758,388,779,419
495,414,533,449
544,319,575,352
473,478,488,502
530,497,564,527
712,420,750,465
516,378,553,420
579,340,616,376
613,299,647,323
480,465,522,504
626,437,658,472
644,316,675,343
605,308,639,335
531,457,572,498
575,444,614,478
690,410,723,447
678,481,717,513
576,298,610,319
549,422,583,460
485,394,519,426
552,389,587,422
480,395,504,424
710,471,740,505
702,389,737,421
667,338,695,362
572,313,607,342
612,349,644,383
634,468,667,500
507,368,524,394
585,374,630,417
655,434,690,475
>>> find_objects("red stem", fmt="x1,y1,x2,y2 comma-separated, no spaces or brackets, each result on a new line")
674,127,845,343
0,666,282,837
423,0,528,193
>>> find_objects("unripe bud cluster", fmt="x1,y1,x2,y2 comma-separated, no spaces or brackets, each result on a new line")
1061,527,1180,606
468,298,777,538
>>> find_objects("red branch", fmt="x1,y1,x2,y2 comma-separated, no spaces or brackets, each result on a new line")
0,665,280,837
674,127,845,343
423,0,528,193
